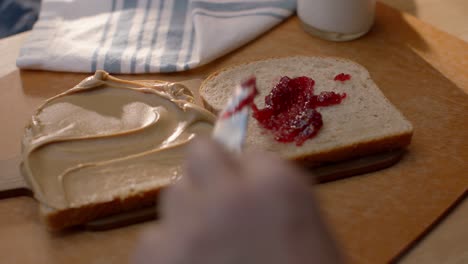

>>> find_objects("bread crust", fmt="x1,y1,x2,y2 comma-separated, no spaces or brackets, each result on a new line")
293,133,412,167
42,186,162,230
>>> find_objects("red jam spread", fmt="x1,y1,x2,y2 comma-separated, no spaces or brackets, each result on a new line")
252,76,347,146
334,73,351,81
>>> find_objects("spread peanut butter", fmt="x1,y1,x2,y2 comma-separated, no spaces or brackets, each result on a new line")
21,71,215,210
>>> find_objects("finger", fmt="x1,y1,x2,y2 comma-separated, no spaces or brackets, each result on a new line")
131,227,168,264
163,137,240,221
242,151,309,193
241,153,329,235
184,137,239,190
159,182,195,221
242,152,319,214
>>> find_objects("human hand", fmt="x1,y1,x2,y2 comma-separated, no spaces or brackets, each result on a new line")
133,138,343,264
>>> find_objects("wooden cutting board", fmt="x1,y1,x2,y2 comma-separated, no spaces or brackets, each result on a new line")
0,3,467,264
0,77,406,228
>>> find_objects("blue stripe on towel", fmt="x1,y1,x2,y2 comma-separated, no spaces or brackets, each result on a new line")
182,26,195,71
130,0,151,73
103,0,138,73
91,0,117,72
159,0,189,72
144,0,165,73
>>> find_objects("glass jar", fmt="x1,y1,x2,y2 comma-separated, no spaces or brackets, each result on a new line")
297,0,376,41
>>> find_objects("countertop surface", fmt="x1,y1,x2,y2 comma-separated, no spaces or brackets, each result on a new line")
0,1,467,263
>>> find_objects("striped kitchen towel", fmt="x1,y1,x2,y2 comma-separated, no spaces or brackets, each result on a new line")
16,0,295,73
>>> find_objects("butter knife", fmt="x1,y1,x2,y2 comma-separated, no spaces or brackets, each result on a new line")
212,77,258,153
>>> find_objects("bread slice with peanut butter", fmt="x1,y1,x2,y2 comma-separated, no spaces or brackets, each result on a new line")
21,71,215,229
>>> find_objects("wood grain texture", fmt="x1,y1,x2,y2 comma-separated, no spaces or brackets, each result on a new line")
0,3,467,264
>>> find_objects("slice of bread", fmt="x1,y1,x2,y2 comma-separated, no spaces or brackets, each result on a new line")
21,71,215,230
200,56,413,166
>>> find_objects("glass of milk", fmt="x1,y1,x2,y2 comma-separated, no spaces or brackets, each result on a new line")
297,0,376,41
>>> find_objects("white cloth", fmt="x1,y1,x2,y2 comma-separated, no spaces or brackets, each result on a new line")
17,0,295,73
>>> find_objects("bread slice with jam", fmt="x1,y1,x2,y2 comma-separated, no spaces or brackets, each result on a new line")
200,56,413,166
